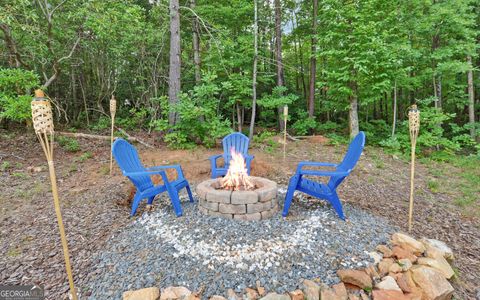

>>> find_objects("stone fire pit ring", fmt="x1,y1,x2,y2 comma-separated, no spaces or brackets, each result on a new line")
196,177,278,221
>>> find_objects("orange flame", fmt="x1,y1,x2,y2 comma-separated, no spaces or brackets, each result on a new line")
221,148,254,191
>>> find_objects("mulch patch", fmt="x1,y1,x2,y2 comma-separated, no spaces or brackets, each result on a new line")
0,130,478,299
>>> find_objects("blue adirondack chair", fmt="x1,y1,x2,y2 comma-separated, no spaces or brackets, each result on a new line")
112,138,193,217
282,131,366,220
209,132,254,178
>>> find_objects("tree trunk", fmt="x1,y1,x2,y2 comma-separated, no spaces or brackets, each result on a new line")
308,0,318,118
274,0,285,131
236,103,242,132
293,12,307,100
467,56,476,139
349,81,359,137
392,80,397,137
249,0,258,140
0,23,27,68
191,0,201,84
168,0,181,125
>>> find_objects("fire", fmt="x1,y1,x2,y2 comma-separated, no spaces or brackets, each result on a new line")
221,148,254,191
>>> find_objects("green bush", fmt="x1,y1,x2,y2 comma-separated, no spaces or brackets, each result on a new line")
379,97,477,158
0,68,40,123
292,110,316,135
155,74,232,149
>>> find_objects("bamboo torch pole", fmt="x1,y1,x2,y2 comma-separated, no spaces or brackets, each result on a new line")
31,90,78,300
408,104,420,232
109,95,117,175
283,105,288,160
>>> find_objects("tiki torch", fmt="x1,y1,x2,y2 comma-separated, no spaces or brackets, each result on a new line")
283,105,288,160
408,104,420,232
31,90,78,300
109,95,117,175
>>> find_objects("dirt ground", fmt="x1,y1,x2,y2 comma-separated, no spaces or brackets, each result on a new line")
0,130,478,299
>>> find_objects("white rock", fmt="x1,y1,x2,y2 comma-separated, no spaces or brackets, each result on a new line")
421,238,454,261
375,276,401,291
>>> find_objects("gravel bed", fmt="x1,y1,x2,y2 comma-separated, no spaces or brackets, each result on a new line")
85,187,397,299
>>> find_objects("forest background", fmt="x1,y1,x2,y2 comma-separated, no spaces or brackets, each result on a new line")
1,0,479,158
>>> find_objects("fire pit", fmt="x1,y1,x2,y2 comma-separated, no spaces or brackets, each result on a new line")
196,149,278,220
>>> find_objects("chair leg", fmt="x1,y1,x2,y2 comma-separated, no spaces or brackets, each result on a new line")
131,192,143,217
186,184,194,202
282,175,300,217
328,191,346,220
147,196,155,205
165,185,183,217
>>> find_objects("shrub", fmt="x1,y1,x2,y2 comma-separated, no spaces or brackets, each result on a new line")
0,68,40,123
155,74,232,149
292,110,316,135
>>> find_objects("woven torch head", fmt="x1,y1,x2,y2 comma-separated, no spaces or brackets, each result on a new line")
31,89,54,134
408,104,420,139
110,96,117,115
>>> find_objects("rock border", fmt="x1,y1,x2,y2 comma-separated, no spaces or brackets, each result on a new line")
123,232,458,300
196,177,278,220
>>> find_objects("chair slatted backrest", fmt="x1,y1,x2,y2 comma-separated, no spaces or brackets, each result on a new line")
112,139,153,192
328,131,366,190
222,132,250,168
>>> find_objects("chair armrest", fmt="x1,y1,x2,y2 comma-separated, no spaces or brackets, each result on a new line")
299,169,349,177
209,154,223,168
296,161,338,173
124,169,168,178
146,165,185,178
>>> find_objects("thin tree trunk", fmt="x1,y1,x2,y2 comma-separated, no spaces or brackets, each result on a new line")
392,80,397,137
191,0,201,84
308,0,318,118
292,10,307,101
467,56,476,140
249,0,258,140
274,0,285,131
168,0,181,125
236,103,242,132
349,81,359,137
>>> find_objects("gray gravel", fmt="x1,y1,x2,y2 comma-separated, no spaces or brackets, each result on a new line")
85,187,397,299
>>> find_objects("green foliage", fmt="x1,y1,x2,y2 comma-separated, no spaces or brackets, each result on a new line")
316,121,342,134
0,68,39,122
326,133,349,146
76,151,93,162
252,131,276,145
292,110,316,135
1,161,11,171
57,136,81,152
160,74,232,149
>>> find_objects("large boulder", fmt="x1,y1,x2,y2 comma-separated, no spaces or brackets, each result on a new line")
411,266,454,300
392,246,418,263
376,245,393,258
123,287,160,300
337,269,372,290
378,258,395,276
259,293,290,300
372,290,409,300
332,282,348,300
160,287,192,300
421,238,454,261
302,279,320,300
289,290,304,300
375,276,401,291
391,233,426,255
417,256,454,279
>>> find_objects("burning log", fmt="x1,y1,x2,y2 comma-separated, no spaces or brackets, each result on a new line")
221,148,255,191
